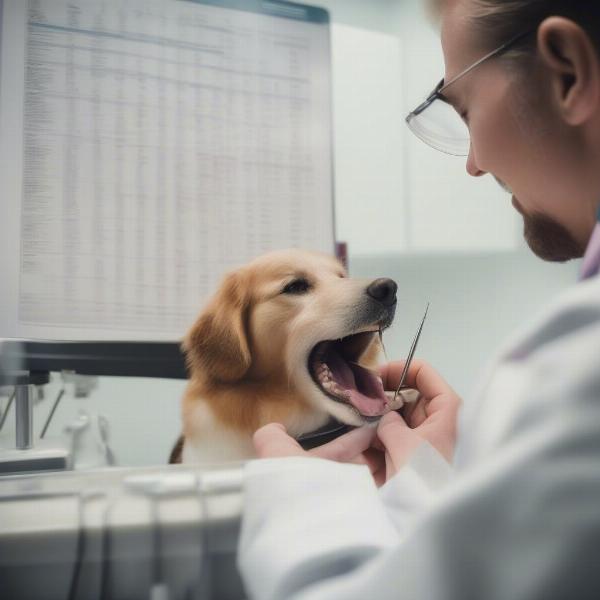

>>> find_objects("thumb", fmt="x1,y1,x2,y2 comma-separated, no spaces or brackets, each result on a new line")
253,423,305,458
377,410,409,439
376,411,422,468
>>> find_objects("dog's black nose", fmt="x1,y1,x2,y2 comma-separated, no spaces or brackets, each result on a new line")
366,278,397,307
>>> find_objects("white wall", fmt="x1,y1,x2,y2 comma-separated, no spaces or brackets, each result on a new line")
349,249,579,400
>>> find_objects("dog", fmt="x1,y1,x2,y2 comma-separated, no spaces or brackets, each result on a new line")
170,248,418,464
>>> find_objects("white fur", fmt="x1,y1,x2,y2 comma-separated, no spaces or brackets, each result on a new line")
182,403,255,463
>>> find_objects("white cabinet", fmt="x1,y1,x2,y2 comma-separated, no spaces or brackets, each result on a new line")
331,24,407,255
331,1,520,256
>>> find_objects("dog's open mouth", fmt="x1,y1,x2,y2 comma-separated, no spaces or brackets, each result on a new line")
309,331,387,420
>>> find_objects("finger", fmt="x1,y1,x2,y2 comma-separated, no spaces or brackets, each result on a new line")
377,410,409,435
376,411,422,471
371,435,385,452
361,448,387,487
424,390,462,418
402,396,428,428
253,423,305,458
309,425,378,462
379,359,456,400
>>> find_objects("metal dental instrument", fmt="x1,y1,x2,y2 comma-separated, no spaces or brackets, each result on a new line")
394,302,430,402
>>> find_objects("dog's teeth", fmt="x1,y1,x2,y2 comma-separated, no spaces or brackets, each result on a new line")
318,365,333,382
384,390,404,410
320,379,350,401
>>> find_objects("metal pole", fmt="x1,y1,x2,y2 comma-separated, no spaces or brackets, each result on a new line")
15,384,33,450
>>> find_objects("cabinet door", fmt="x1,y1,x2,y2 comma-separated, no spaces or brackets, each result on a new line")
400,2,520,252
332,9,519,256
332,24,407,255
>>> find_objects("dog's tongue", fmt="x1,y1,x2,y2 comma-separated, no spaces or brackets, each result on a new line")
327,351,387,416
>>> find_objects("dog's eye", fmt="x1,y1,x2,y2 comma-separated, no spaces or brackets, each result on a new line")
282,278,311,295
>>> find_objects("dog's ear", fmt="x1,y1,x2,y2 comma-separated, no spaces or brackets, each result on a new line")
183,271,251,382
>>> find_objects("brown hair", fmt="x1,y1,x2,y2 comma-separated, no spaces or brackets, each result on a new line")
470,1,600,57
430,1,600,58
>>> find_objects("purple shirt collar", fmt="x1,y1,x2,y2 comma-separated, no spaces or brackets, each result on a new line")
579,206,600,281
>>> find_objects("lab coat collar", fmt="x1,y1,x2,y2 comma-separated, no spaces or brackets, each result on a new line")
579,206,600,281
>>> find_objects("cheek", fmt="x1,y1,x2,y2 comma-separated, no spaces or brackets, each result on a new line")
470,85,523,174
470,90,551,208
249,303,296,361
475,85,576,213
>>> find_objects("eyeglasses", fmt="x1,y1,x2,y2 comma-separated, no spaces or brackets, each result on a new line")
405,28,536,156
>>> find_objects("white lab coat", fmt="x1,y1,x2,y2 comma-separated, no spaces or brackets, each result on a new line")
237,274,600,600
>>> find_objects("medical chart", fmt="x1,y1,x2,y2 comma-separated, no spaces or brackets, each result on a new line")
0,0,333,340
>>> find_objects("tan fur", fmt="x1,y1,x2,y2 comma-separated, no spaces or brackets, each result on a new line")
175,249,402,464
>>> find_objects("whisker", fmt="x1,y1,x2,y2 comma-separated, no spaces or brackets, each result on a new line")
379,327,389,362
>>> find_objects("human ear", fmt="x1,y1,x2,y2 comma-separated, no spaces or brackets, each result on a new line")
537,16,600,126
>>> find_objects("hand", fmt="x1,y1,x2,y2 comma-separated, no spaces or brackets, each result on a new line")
253,422,392,485
252,359,461,486
253,422,379,463
377,359,461,480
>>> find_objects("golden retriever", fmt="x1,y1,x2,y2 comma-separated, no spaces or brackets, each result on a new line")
171,248,416,464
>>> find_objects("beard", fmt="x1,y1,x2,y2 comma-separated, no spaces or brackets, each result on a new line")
512,196,586,262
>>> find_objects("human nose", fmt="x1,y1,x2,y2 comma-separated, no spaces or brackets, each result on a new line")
466,143,486,177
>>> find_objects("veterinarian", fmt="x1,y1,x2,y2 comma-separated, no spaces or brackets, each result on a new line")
237,1,600,598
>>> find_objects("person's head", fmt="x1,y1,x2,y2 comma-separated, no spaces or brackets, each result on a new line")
426,0,600,261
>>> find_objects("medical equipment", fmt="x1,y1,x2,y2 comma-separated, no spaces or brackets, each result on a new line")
0,340,187,475
0,339,247,598
0,464,245,599
393,302,430,403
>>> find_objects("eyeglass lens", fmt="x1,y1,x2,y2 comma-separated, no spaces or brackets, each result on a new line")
406,97,470,156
